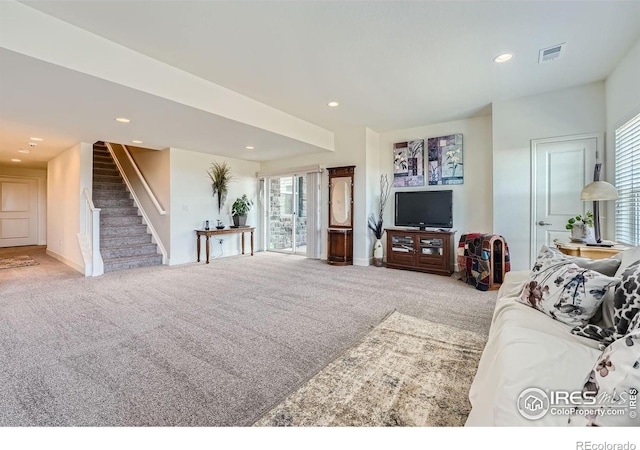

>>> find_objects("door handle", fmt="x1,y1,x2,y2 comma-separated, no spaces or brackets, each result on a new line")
537,221,552,226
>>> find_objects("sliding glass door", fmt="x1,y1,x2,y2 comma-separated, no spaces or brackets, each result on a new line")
268,175,307,255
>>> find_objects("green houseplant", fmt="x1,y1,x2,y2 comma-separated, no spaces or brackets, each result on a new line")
565,212,594,229
207,161,232,213
231,194,253,227
566,211,595,243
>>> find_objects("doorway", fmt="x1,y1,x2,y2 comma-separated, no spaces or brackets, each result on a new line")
268,175,307,255
0,177,39,247
530,133,601,265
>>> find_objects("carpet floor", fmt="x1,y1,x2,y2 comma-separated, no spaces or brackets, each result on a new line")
0,252,497,426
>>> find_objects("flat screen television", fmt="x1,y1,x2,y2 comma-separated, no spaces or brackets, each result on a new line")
394,190,453,229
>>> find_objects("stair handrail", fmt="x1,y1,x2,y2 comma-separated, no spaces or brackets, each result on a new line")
105,142,168,263
82,188,104,276
121,144,166,215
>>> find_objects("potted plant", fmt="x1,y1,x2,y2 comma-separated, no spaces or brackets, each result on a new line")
231,194,253,227
565,211,595,243
367,174,391,267
207,161,232,213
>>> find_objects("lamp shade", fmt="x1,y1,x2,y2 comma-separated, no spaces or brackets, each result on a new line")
580,181,618,201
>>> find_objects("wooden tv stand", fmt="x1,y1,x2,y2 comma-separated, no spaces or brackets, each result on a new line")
385,228,455,276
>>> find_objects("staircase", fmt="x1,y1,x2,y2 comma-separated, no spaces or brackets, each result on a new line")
92,142,162,272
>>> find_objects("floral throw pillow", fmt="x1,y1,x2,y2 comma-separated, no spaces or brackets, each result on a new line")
517,246,620,327
572,260,640,348
568,328,640,426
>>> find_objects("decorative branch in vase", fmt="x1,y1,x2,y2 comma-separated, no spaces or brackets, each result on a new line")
207,161,232,213
367,174,391,267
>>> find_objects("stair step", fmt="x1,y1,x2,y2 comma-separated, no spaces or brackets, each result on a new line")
100,207,139,216
101,234,152,247
93,166,118,175
101,243,159,259
93,170,119,178
91,143,163,274
103,254,163,273
94,182,127,191
94,174,122,183
94,197,133,208
101,215,142,226
100,224,149,237
93,190,131,200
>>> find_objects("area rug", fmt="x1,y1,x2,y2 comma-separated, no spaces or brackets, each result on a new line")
254,311,487,427
0,255,39,270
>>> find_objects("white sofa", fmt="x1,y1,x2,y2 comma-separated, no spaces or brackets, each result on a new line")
465,246,640,426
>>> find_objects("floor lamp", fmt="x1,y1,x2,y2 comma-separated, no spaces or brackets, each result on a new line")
580,165,618,245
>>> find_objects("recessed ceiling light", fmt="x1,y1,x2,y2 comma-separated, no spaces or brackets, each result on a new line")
132,140,143,144
245,146,255,150
29,137,43,141
11,159,21,162
18,149,30,154
327,101,339,107
115,117,131,123
494,53,513,63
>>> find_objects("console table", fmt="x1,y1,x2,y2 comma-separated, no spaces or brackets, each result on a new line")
195,227,255,263
555,241,627,260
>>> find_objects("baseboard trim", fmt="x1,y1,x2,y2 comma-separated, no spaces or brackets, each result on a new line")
353,257,370,267
46,248,85,275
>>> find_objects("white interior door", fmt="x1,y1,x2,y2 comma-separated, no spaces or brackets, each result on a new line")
0,177,38,247
531,135,599,265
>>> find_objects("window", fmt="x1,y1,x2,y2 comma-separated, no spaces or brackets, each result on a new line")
280,177,293,215
615,112,640,246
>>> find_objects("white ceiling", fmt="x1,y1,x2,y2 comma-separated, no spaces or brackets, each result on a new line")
3,1,640,169
0,49,326,169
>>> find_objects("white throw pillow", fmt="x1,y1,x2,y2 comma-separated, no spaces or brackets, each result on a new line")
517,246,620,327
569,329,640,426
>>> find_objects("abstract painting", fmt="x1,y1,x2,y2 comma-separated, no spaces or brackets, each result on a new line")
427,134,463,185
393,139,424,187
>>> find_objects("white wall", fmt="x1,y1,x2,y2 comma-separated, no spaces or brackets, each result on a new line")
259,126,370,264
169,148,261,265
605,37,640,236
125,145,171,257
365,128,381,262
0,165,47,245
47,142,93,273
492,82,606,270
379,115,494,253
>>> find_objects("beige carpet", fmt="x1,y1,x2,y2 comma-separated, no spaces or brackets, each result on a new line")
254,311,486,427
0,255,39,270
0,252,497,426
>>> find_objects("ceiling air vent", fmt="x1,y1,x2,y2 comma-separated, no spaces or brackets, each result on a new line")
539,43,565,63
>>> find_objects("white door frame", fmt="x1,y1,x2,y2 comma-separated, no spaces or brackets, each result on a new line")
529,133,603,266
0,174,41,248
257,165,322,258
265,174,305,255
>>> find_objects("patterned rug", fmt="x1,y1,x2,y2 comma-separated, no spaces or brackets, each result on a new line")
0,255,39,270
254,312,486,427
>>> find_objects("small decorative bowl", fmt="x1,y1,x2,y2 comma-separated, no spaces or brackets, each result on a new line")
215,225,225,230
